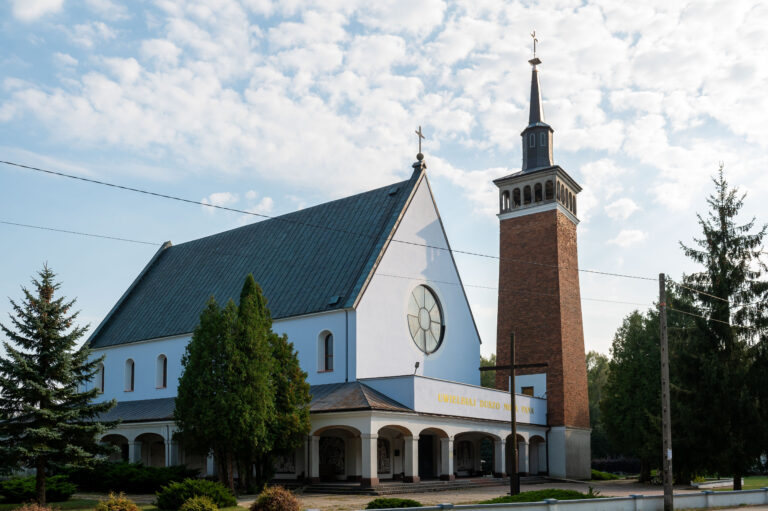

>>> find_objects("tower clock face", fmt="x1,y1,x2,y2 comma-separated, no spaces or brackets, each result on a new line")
407,285,445,354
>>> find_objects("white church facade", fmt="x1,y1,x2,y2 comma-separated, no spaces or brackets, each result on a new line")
83,56,590,485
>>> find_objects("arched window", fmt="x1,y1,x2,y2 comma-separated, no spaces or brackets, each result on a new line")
545,180,554,200
156,355,167,389
523,185,532,205
501,191,510,212
540,132,546,146
560,184,566,203
567,192,572,211
512,188,521,207
572,196,577,215
96,363,104,393
124,359,134,392
529,134,535,147
534,183,543,202
318,332,334,372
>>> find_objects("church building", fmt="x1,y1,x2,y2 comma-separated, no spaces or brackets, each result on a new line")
84,54,591,485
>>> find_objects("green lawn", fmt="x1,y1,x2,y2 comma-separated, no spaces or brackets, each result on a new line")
740,476,768,490
0,501,248,511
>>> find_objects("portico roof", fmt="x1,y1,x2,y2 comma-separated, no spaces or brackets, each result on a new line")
99,382,412,423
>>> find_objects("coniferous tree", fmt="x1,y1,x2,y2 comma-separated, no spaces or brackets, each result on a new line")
676,166,768,489
480,354,497,388
586,351,610,459
0,266,116,504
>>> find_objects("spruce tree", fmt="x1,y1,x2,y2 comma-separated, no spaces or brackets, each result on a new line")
0,266,116,504
677,165,768,489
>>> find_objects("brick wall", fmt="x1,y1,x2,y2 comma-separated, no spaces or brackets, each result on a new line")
495,209,590,429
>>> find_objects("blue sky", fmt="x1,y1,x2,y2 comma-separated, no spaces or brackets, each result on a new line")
1,0,767,357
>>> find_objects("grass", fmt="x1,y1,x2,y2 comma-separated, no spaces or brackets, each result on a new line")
0,501,248,511
479,488,600,504
591,469,620,481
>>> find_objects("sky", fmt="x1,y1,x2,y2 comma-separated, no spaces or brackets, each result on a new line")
1,0,767,358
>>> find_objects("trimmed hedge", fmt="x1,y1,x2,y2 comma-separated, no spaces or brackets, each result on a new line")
365,498,422,509
0,475,76,503
155,479,236,510
591,469,620,480
63,462,198,494
250,486,300,511
480,489,597,504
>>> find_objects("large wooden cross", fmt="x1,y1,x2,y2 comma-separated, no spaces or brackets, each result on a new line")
415,125,425,154
480,332,547,495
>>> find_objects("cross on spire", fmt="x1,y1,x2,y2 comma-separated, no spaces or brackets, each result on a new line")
415,125,425,155
531,30,538,58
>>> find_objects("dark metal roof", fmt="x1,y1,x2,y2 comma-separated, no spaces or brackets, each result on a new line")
99,397,175,423
100,383,411,422
88,169,422,349
528,65,545,126
309,382,412,413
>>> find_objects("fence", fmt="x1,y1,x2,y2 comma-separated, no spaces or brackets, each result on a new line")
348,488,768,511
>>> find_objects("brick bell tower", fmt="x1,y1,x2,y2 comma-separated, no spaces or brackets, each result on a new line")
493,53,591,479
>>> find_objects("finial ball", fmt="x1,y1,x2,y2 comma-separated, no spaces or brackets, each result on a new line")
416,152,424,161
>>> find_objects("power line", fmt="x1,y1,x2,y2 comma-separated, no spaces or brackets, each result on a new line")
670,279,731,303
0,220,161,246
666,305,732,326
1,159,658,282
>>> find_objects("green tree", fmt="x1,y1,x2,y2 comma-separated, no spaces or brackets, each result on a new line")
586,351,610,458
0,266,116,504
600,311,660,481
675,166,768,489
480,353,496,388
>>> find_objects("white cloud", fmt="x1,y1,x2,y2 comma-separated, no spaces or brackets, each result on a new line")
605,198,640,220
245,190,258,200
11,0,63,21
202,192,239,209
53,52,78,67
68,21,117,48
85,0,130,20
608,229,647,247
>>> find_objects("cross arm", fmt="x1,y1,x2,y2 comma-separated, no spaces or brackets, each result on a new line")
479,362,548,371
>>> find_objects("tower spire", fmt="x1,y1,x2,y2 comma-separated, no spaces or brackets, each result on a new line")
521,32,553,172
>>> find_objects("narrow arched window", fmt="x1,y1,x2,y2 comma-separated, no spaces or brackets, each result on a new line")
513,188,521,207
523,185,532,205
573,196,577,215
156,355,167,389
545,181,554,200
124,359,134,392
501,191,510,212
96,363,104,393
534,183,543,202
529,134,535,147
540,132,546,146
324,333,334,371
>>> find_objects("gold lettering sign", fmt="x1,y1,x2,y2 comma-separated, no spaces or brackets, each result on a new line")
436,393,533,415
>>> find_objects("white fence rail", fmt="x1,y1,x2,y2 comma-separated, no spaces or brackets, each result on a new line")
351,488,768,511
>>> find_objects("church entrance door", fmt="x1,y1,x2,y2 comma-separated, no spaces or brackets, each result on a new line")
418,435,435,479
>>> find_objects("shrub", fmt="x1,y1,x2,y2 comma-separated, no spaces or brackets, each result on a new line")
155,479,236,510
95,492,140,511
13,503,60,511
480,489,596,504
63,462,198,494
591,469,620,480
250,486,300,511
365,498,422,509
180,496,219,511
0,475,76,503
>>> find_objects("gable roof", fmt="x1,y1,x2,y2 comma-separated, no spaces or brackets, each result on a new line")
88,168,423,349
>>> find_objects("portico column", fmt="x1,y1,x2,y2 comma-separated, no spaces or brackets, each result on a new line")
493,439,506,477
206,453,215,477
403,436,419,483
309,436,320,483
361,434,379,487
518,440,529,476
165,440,178,467
128,441,142,463
439,437,455,481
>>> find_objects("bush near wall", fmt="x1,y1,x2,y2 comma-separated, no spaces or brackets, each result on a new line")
63,462,199,494
480,489,597,504
94,492,141,511
365,498,422,509
0,475,76,503
250,487,300,511
155,479,236,511
179,496,219,511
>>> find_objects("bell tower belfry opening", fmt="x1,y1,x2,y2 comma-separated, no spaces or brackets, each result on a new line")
493,48,591,479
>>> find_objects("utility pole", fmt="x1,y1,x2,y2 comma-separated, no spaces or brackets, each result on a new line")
659,273,674,511
480,332,547,496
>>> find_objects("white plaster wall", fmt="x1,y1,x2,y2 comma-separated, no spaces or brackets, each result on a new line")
87,335,190,403
87,309,353,402
355,176,481,385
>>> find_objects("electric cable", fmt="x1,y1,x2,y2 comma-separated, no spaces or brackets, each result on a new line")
0,220,160,246
1,159,657,282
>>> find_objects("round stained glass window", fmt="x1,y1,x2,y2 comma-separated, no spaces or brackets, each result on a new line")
407,285,444,354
